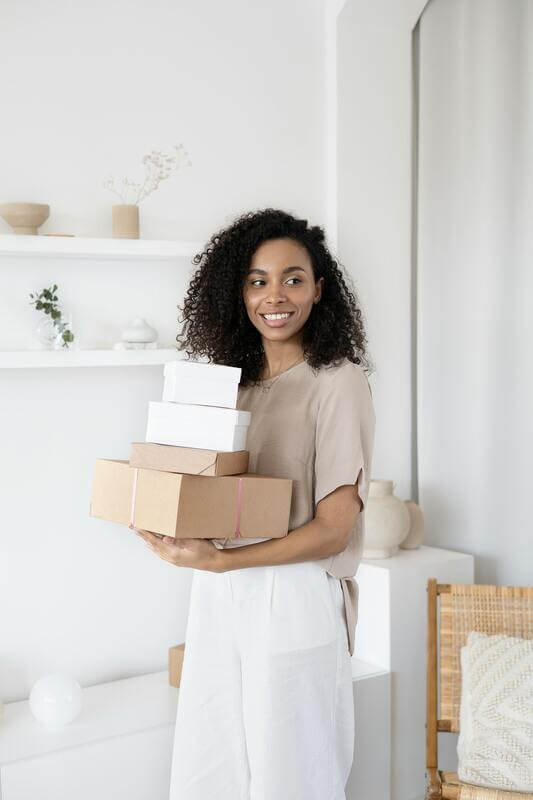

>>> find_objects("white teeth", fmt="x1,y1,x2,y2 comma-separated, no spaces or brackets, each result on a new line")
263,313,291,320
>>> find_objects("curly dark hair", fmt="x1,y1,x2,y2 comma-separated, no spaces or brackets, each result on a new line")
175,208,374,387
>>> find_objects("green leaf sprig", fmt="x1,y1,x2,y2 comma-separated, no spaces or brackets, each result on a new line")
29,284,74,348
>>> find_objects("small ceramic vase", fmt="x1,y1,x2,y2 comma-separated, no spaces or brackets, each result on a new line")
0,202,50,234
363,479,411,559
112,204,139,239
400,500,425,549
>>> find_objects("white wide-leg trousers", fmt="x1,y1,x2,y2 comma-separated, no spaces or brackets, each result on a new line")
168,560,354,800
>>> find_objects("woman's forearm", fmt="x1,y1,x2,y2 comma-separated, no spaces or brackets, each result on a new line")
215,517,344,572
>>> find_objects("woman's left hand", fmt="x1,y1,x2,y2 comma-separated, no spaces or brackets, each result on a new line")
131,526,224,573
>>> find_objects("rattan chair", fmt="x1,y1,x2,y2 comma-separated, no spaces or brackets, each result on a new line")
425,578,533,800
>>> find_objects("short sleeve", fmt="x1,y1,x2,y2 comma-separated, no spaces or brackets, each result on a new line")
314,363,376,512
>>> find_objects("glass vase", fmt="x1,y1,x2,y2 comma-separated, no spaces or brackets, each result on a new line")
35,311,76,350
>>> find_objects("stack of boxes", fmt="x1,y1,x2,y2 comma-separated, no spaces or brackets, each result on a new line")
89,359,294,687
90,359,293,541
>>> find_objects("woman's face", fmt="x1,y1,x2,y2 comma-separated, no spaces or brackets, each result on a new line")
242,237,323,344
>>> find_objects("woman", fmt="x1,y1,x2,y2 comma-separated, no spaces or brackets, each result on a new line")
134,208,376,800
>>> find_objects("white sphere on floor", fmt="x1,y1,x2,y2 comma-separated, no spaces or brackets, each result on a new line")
29,673,83,727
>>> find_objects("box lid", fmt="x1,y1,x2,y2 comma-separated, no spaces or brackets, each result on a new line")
163,359,241,383
148,401,250,425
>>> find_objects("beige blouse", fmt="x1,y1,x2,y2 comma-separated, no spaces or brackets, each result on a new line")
212,357,376,657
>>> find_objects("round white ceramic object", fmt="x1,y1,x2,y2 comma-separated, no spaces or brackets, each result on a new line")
29,673,83,728
121,317,158,343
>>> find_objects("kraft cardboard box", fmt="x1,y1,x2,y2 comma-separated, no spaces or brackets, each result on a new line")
129,442,249,476
90,458,292,539
169,643,185,688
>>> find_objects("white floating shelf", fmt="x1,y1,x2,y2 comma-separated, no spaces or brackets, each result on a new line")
0,348,182,369
0,234,204,260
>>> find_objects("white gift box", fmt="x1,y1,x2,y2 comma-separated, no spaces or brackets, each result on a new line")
162,360,241,409
146,401,251,452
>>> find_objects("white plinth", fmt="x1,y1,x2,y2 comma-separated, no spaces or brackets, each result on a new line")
348,660,391,800
0,672,177,800
0,663,390,800
354,545,475,800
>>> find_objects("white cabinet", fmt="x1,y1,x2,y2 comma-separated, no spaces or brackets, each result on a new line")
0,672,178,800
348,660,391,800
0,663,390,800
355,545,475,800
2,727,174,800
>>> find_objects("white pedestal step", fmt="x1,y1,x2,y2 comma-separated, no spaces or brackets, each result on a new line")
0,662,390,800
0,672,177,800
348,660,391,800
354,545,475,800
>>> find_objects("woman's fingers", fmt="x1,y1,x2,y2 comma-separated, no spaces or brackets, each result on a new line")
130,528,209,567
130,526,186,545
132,527,160,541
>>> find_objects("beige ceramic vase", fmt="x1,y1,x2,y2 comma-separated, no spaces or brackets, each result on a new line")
112,204,139,239
362,479,411,559
0,202,50,234
400,500,425,549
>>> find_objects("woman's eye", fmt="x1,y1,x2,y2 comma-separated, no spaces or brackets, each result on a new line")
250,278,301,286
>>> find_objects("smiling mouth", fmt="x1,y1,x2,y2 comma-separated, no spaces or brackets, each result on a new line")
260,312,295,320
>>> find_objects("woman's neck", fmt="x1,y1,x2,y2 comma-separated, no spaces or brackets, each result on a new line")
260,346,305,380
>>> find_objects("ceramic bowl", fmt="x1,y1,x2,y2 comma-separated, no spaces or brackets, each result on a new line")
0,202,50,234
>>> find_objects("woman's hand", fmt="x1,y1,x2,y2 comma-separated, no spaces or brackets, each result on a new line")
130,525,224,573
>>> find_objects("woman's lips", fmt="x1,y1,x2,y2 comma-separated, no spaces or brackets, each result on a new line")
259,312,295,328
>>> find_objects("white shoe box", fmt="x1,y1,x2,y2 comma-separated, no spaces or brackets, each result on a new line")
162,360,241,409
146,401,251,452
162,377,238,409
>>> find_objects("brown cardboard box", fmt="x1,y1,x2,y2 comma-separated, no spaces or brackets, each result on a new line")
129,441,248,476
89,458,292,539
169,643,185,687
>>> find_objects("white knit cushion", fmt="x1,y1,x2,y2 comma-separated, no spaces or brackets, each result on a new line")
457,631,533,792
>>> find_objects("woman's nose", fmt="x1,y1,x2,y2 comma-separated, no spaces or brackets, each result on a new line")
265,285,287,302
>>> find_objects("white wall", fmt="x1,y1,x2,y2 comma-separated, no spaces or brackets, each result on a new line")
334,0,530,591
415,0,533,588
332,5,452,793
0,0,325,703
335,0,426,512
1,0,325,242
3,0,527,711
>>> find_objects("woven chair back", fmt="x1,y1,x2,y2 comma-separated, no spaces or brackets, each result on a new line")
439,584,533,732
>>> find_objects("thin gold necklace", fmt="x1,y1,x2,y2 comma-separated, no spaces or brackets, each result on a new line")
260,355,305,391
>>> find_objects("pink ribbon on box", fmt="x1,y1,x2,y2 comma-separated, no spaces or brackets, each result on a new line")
233,477,244,538
129,467,139,528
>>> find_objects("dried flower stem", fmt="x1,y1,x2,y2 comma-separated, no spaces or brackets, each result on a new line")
103,143,192,206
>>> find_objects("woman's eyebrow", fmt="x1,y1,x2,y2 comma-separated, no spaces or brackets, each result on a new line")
247,266,307,275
